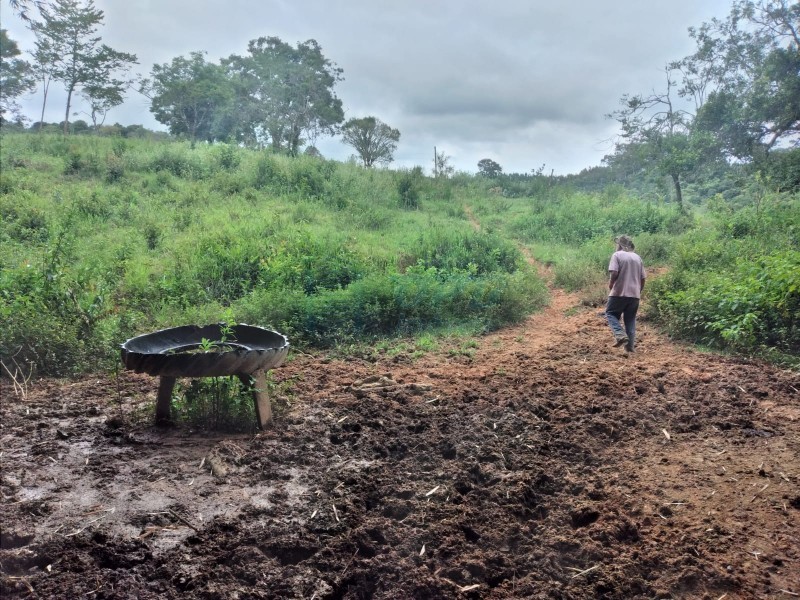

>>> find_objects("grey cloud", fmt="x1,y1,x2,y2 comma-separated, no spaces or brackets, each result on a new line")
5,0,734,174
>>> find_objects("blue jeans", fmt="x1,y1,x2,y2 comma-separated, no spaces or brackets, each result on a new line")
605,296,639,349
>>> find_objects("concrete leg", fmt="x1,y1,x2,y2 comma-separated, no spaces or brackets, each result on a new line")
156,376,176,424
239,372,272,429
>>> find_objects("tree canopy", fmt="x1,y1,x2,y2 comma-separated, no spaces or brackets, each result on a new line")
143,37,345,151
224,37,344,153
686,0,800,160
0,29,36,123
478,158,503,178
143,52,233,142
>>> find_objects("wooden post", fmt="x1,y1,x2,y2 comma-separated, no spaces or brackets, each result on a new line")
156,376,176,424
239,371,272,429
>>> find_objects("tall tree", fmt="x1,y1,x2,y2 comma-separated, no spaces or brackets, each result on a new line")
227,37,344,154
609,68,704,208
341,116,400,167
0,29,36,123
142,52,234,142
30,32,59,131
30,0,136,134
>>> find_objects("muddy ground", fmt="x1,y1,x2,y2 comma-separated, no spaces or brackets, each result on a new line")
1,283,799,599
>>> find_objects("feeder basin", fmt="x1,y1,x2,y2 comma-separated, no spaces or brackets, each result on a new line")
121,323,289,378
120,324,289,428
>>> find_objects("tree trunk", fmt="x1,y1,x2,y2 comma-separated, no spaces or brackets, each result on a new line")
38,81,49,133
63,84,74,134
671,172,684,210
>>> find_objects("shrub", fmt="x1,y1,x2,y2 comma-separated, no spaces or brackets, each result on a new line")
245,267,547,348
0,256,119,376
63,147,85,175
401,228,521,276
172,376,256,432
111,137,128,158
258,231,370,295
0,174,15,195
508,194,685,244
649,251,800,355
106,154,125,183
553,256,606,292
0,199,49,242
253,154,287,189
215,143,241,171
288,160,326,198
149,146,207,179
397,171,421,209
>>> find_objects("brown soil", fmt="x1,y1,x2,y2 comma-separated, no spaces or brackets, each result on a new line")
2,278,799,599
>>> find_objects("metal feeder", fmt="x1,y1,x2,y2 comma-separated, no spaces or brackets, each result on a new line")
121,324,289,428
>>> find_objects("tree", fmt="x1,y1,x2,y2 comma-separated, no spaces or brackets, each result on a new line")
608,68,701,208
679,0,800,161
0,29,36,123
226,37,344,154
30,31,59,131
607,0,799,203
341,116,400,167
79,44,136,129
29,0,136,134
80,78,124,129
477,158,503,178
143,52,234,142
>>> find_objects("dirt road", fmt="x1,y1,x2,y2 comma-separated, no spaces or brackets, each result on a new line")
1,274,799,598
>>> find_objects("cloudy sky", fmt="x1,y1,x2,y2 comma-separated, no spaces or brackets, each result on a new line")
4,0,734,175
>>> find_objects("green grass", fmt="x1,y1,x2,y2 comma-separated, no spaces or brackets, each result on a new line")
1,131,797,377
0,133,547,376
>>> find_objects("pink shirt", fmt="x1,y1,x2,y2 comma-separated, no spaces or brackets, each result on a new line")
609,250,645,298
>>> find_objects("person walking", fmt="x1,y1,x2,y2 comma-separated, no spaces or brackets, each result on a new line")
605,235,646,353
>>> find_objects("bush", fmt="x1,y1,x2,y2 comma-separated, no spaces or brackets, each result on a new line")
553,256,606,292
397,171,421,209
172,376,256,432
0,259,120,376
288,159,326,198
238,267,547,349
765,148,800,192
253,154,287,190
215,143,241,171
149,146,207,179
649,251,800,355
0,198,49,242
508,194,686,245
401,228,521,276
106,154,125,183
258,231,370,295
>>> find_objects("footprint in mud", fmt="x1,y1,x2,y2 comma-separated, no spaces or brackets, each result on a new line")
440,442,457,459
262,543,319,566
570,506,600,528
382,502,412,520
